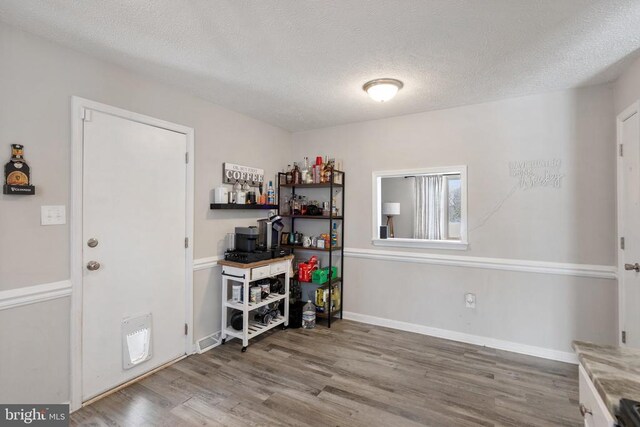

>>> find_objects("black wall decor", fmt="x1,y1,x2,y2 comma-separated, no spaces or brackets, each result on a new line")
3,144,35,195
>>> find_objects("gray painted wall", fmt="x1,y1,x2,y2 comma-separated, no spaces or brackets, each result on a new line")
0,23,290,403
293,84,619,353
615,55,640,114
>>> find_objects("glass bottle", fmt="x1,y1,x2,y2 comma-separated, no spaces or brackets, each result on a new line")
4,144,30,187
266,181,275,205
286,165,293,184
282,195,290,215
323,156,332,184
301,157,310,184
292,162,301,184
331,222,338,247
242,181,251,204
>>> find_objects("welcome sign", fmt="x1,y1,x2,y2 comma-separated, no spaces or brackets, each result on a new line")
222,163,265,187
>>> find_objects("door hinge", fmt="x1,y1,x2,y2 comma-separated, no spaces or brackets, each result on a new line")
622,330,627,344
82,109,92,122
185,323,188,335
621,237,625,250
620,144,624,157
185,237,189,248
185,152,189,164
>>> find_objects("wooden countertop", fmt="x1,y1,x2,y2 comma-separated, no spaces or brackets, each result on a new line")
217,254,294,270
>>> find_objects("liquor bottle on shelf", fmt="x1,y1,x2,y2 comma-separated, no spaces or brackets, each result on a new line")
282,195,291,215
323,156,333,184
317,157,323,183
302,157,311,184
4,144,30,187
331,222,338,247
267,181,276,205
292,162,301,184
286,165,293,184
292,195,302,215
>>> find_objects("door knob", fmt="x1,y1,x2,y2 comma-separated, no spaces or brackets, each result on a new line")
625,263,640,272
87,261,101,271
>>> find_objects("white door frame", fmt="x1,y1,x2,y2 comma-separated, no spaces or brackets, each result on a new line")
69,97,195,411
616,100,640,346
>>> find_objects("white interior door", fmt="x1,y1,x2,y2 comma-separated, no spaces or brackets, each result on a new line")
619,104,640,348
81,109,187,400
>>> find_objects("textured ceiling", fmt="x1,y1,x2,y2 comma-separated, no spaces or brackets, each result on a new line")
2,0,640,131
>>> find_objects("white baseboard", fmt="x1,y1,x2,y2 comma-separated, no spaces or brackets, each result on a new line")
343,311,578,364
0,280,72,311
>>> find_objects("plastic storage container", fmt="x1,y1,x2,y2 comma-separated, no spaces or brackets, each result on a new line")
302,300,316,329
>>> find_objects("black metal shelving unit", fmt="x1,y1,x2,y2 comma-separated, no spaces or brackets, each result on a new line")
277,170,345,327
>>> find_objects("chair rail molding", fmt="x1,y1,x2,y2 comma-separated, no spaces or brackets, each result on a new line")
344,248,616,280
193,256,222,271
0,280,72,311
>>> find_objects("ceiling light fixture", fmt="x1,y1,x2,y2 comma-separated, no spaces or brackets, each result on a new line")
363,78,404,102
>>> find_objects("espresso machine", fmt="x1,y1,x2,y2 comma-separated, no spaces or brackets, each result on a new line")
224,214,289,263
257,214,284,250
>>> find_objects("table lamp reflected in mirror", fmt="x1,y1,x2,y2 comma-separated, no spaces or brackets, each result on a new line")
382,202,400,238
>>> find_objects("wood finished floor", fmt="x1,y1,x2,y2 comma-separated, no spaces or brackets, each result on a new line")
71,320,581,426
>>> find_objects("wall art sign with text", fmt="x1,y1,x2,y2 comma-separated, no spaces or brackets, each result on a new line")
509,159,563,189
3,144,36,195
223,163,265,186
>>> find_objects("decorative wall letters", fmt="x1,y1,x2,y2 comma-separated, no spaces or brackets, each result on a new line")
509,159,563,190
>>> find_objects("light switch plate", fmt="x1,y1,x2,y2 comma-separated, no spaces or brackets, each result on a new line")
41,205,66,225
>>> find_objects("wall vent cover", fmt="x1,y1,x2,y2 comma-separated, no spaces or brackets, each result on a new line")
197,331,221,353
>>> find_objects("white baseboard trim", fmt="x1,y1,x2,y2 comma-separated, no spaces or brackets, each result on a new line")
0,280,72,311
343,311,578,364
344,247,616,280
193,256,222,271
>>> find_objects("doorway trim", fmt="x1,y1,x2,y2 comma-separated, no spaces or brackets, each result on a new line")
616,100,640,347
69,97,195,412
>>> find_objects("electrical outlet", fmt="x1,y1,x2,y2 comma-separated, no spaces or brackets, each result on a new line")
465,293,476,309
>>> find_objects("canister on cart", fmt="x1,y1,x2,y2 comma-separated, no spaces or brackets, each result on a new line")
232,284,242,302
250,286,261,304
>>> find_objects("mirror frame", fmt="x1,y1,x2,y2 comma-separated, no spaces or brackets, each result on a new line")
372,166,468,250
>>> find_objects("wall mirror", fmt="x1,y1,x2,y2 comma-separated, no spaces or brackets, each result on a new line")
372,166,468,250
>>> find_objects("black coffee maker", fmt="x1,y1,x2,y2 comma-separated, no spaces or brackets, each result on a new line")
257,214,284,250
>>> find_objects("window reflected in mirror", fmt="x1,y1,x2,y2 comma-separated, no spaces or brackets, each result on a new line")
374,167,467,250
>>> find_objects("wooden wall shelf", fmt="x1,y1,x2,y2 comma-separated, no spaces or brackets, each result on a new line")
210,203,278,210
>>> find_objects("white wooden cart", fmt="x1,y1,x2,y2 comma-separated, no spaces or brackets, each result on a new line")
219,255,293,352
